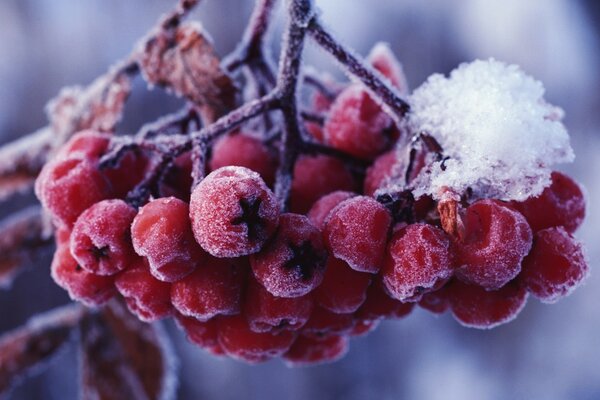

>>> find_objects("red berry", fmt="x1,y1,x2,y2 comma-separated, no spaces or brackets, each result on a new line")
448,280,528,329
355,282,414,320
159,151,194,201
131,197,205,282
175,314,224,356
307,191,357,230
324,196,392,273
251,213,327,298
217,314,296,364
512,171,585,233
315,257,372,314
363,150,400,197
418,285,450,314
51,245,115,307
382,223,453,302
290,155,357,214
350,319,380,336
35,156,112,227
283,335,349,367
520,227,588,303
57,130,110,159
210,132,277,186
70,199,137,276
367,42,408,93
244,276,314,333
115,260,173,322
190,166,280,258
171,257,245,321
456,199,532,290
302,307,354,338
103,149,149,199
323,85,394,160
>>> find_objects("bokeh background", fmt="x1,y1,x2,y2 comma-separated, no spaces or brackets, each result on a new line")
0,1,599,399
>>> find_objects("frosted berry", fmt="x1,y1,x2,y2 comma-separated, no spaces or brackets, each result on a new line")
448,280,528,329
171,257,245,321
307,191,357,230
35,157,112,227
132,197,205,282
57,130,110,159
382,223,453,302
355,282,414,321
244,276,314,333
367,42,408,93
70,199,137,276
251,213,327,298
175,314,224,356
290,155,357,214
350,319,380,336
217,314,296,364
302,307,354,338
51,245,115,307
283,335,349,367
210,132,277,186
190,166,280,258
418,285,450,314
363,150,399,196
115,259,173,322
324,196,392,273
512,171,585,233
315,257,372,314
323,85,395,160
520,227,588,303
456,199,532,290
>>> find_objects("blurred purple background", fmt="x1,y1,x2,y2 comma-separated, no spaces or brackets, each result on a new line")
0,1,599,399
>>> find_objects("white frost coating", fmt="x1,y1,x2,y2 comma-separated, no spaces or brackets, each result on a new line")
408,59,574,201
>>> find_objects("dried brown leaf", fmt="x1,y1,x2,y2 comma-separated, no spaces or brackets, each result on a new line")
80,301,176,400
0,206,52,289
0,304,84,395
138,21,237,120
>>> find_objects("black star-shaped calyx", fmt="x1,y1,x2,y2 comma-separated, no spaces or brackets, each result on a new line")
283,240,325,281
90,245,110,260
231,196,263,240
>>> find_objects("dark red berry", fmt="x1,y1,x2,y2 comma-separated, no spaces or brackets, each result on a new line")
302,307,354,338
418,285,450,314
175,314,224,356
283,335,349,367
520,227,588,303
350,319,380,336
363,150,400,197
251,213,327,298
355,282,414,321
190,166,280,257
315,257,372,314
307,191,357,230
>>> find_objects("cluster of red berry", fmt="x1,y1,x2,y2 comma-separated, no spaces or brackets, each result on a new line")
34,48,588,366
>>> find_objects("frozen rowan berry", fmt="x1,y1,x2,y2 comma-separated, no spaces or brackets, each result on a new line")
51,245,115,307
367,42,408,93
171,257,245,321
315,257,372,314
55,227,71,247
324,196,392,273
307,191,357,230
57,130,110,159
102,149,149,198
283,335,349,367
512,171,585,233
159,151,194,201
355,282,414,321
251,213,327,298
448,280,528,329
244,276,314,333
35,157,112,227
175,314,224,355
210,132,277,186
115,260,173,322
190,166,280,258
520,227,588,303
302,307,354,338
418,285,451,314
350,319,380,337
217,314,296,364
323,85,395,160
456,199,532,290
70,199,137,276
290,155,357,214
363,150,400,196
382,223,453,302
131,197,206,282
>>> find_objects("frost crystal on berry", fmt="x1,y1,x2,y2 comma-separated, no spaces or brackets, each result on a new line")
408,59,574,201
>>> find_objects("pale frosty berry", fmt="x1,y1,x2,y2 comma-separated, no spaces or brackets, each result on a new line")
283,335,349,367
251,213,327,298
307,191,357,230
367,42,409,93
520,227,588,303
324,196,392,273
382,223,454,302
190,166,280,258
315,257,372,314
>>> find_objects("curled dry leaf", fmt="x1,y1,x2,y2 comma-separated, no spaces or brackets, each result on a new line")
80,301,177,400
437,189,462,239
0,206,52,289
138,21,237,121
0,304,84,395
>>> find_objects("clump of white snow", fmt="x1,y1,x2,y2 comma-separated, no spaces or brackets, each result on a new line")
408,59,574,201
